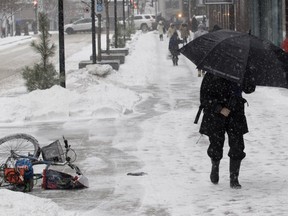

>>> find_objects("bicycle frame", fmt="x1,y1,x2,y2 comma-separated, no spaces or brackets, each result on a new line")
0,137,88,190
7,141,83,172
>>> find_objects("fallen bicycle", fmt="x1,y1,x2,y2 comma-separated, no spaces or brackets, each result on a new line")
0,133,89,192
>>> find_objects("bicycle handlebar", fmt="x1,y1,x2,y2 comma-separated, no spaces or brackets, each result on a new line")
63,136,69,149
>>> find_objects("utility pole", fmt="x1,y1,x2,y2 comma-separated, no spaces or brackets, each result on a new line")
155,0,157,16
91,0,96,63
123,0,126,42
127,0,130,19
58,0,65,88
114,0,118,48
96,0,103,61
188,0,191,20
97,14,102,61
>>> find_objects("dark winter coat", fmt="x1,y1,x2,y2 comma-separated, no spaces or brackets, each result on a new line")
191,17,198,33
169,32,183,56
180,24,189,39
199,73,256,136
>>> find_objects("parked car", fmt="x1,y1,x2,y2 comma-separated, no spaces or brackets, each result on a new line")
64,18,103,34
119,14,156,32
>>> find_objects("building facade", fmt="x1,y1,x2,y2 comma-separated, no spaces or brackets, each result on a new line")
189,0,284,46
248,0,284,45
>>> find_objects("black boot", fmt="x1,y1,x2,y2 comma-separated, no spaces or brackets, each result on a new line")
230,159,242,189
210,160,220,184
172,56,176,65
175,56,179,66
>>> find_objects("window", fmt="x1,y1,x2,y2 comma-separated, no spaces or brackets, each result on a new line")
134,16,142,20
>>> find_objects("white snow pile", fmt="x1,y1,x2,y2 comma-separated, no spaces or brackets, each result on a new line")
86,64,113,77
0,68,141,123
0,189,75,216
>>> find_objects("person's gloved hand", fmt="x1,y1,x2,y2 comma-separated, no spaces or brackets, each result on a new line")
220,107,230,117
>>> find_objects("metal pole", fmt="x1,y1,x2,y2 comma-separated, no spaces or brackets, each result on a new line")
91,0,96,63
123,0,126,42
58,0,65,88
188,0,191,20
127,0,130,19
155,0,157,16
33,2,38,35
97,14,102,61
114,0,118,48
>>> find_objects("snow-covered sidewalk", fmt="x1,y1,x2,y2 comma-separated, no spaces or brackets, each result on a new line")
0,29,288,216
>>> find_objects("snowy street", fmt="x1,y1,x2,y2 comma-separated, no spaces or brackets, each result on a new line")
0,29,288,216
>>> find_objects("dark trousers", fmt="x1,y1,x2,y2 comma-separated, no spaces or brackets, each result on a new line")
207,131,246,161
183,37,187,44
172,54,178,65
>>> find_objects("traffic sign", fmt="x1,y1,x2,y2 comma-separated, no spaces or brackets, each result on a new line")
97,4,103,12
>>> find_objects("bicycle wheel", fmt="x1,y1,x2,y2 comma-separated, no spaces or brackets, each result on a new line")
0,133,40,165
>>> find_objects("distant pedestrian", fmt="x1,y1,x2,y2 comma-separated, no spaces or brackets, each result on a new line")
191,16,198,33
15,22,21,36
24,22,29,36
180,23,190,44
194,24,208,77
1,27,5,38
169,31,183,66
167,23,176,38
202,16,207,28
157,21,165,41
1,20,6,38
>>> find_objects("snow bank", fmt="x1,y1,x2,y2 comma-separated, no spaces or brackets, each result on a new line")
0,189,76,216
0,69,141,123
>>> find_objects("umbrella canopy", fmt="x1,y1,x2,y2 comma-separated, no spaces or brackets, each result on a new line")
179,29,288,88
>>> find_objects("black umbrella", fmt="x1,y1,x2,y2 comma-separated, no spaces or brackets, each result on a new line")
179,29,288,88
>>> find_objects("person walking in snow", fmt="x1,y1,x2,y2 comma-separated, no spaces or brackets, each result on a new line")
191,16,198,33
167,23,176,38
180,23,190,44
157,21,165,41
197,72,256,189
168,31,183,66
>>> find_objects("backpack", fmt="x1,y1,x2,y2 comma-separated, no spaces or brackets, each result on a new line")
4,159,34,192
15,158,34,182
